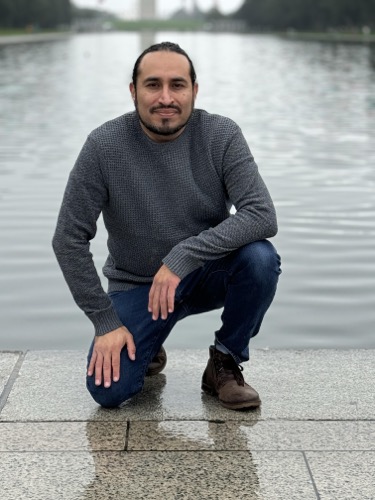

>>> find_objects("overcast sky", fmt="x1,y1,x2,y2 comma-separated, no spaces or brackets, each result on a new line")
72,0,245,19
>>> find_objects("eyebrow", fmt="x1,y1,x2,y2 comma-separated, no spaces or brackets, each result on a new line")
143,76,189,84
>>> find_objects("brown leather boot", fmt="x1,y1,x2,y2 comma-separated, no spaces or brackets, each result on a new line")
146,346,167,376
201,346,261,410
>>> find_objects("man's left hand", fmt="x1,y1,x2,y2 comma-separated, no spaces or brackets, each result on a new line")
149,264,181,320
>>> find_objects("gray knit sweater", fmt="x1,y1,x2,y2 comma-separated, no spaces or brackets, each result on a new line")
52,109,277,336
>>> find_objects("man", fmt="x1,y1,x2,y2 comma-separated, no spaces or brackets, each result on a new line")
53,42,281,411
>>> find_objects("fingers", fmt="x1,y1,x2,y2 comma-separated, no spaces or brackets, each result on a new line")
87,349,97,377
111,350,120,383
110,332,136,382
87,327,136,389
149,283,171,320
160,285,169,320
149,282,161,320
149,265,180,321
92,351,112,388
167,285,175,314
94,351,103,386
126,333,136,361
103,353,112,388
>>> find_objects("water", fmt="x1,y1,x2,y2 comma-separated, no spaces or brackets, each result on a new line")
0,32,374,350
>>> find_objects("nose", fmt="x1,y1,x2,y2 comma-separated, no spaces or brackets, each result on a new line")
159,85,173,105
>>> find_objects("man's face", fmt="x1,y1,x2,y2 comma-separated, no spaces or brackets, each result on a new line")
130,51,198,142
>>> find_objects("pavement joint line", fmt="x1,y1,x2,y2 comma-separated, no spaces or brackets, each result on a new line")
0,450,299,455
0,351,27,414
151,450,375,453
124,420,130,451
0,450,314,454
302,451,321,500
0,451,261,458
0,421,129,424
1,418,375,423
1,450,375,454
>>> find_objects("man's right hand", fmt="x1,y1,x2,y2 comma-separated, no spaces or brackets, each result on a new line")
87,326,136,388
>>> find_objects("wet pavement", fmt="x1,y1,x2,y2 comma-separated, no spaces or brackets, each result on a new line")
0,349,374,499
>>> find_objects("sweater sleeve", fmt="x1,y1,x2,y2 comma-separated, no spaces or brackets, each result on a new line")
162,127,278,279
52,136,123,336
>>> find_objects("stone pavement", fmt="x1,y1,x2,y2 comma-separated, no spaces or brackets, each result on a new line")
0,349,374,499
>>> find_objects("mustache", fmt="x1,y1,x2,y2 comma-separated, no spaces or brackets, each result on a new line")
150,104,181,113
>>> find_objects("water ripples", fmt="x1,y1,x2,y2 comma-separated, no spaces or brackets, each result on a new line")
0,32,374,349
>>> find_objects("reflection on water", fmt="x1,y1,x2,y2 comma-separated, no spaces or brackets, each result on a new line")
369,45,375,70
0,32,374,349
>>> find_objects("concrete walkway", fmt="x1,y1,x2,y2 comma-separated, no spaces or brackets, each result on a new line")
0,349,374,499
0,33,71,45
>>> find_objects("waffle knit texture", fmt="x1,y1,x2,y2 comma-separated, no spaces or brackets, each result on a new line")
52,109,277,335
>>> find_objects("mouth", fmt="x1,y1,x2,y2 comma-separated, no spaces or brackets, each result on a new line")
152,107,180,118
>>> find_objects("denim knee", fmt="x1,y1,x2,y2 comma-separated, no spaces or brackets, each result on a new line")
86,376,142,408
236,240,281,281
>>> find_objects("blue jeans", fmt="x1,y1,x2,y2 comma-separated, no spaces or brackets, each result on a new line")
86,240,281,408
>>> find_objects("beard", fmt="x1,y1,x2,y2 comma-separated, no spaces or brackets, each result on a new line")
134,98,194,137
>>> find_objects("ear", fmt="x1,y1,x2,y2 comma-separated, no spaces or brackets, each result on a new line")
193,82,198,99
129,82,135,101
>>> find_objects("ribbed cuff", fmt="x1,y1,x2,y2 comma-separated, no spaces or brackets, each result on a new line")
162,248,201,281
87,306,123,336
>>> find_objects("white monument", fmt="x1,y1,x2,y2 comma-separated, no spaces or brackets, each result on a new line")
140,0,156,20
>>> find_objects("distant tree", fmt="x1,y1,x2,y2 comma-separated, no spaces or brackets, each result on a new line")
233,0,375,31
0,0,72,29
71,6,102,20
205,7,225,21
70,5,117,20
0,0,13,27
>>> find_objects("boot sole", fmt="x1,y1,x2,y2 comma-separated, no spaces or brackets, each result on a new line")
146,358,167,377
202,383,261,410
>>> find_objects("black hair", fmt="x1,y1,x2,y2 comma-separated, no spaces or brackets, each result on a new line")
132,41,197,88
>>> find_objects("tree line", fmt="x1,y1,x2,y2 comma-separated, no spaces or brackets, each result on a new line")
1,0,373,32
0,0,71,29
233,0,375,31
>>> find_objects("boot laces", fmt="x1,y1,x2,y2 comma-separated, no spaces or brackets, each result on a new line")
213,353,245,387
